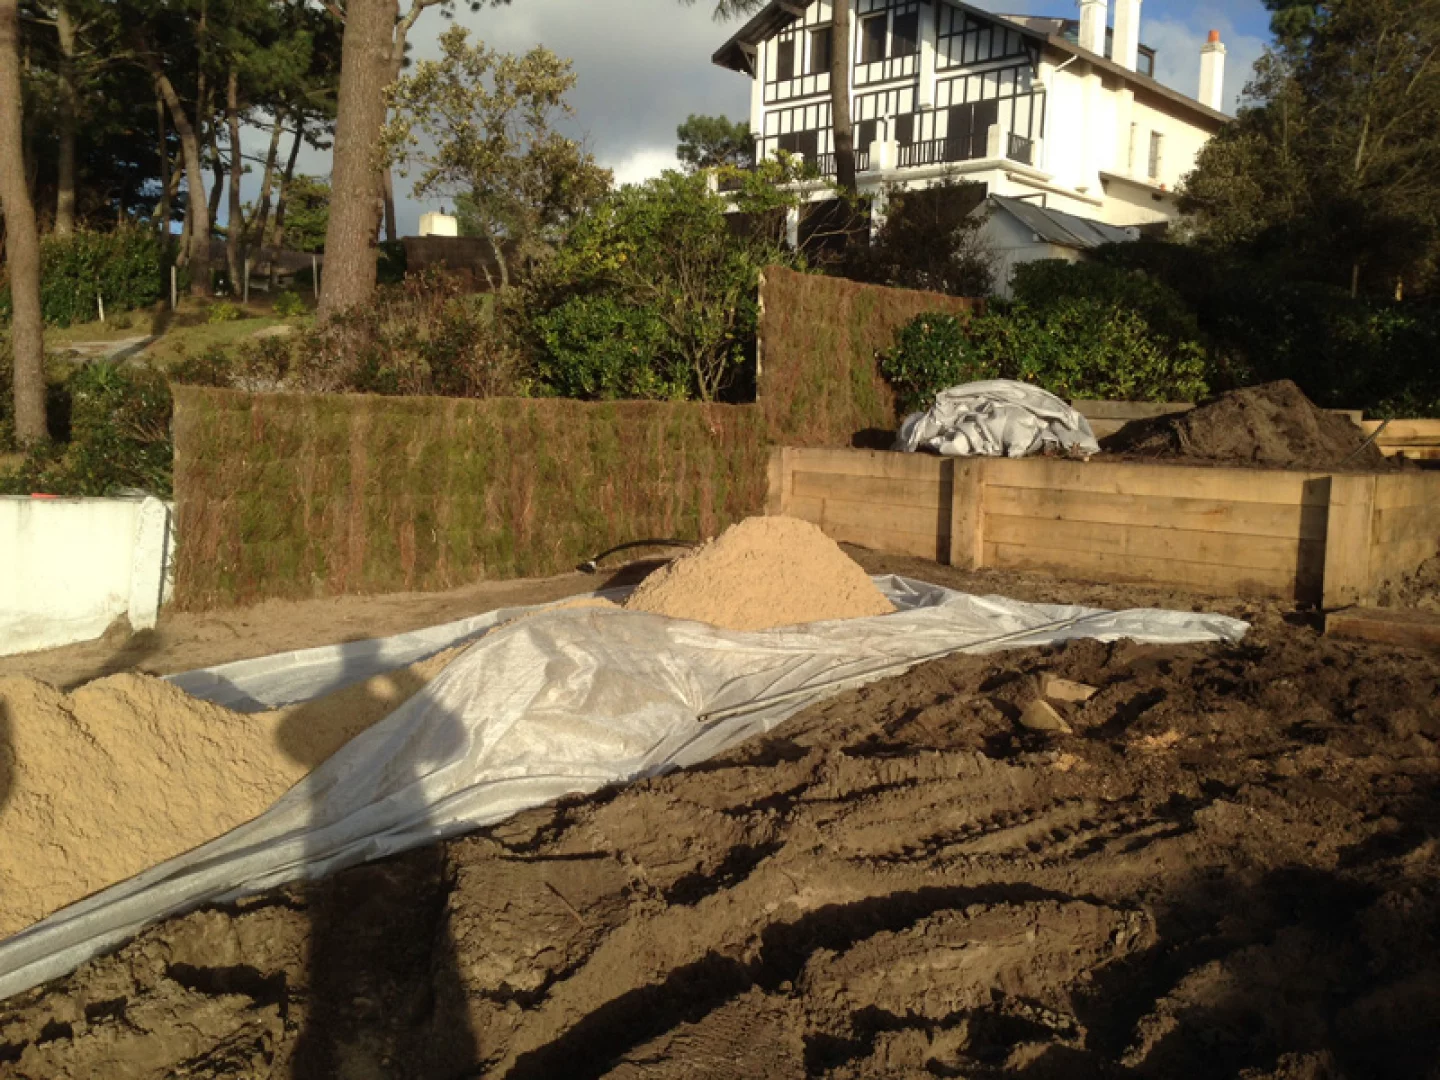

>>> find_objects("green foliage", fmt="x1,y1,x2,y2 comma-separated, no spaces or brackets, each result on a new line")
879,313,995,414
532,295,686,400
376,240,408,286
0,363,173,497
273,290,308,317
0,227,165,329
676,114,753,170
535,166,805,401
1009,259,1204,354
207,301,243,324
280,176,332,254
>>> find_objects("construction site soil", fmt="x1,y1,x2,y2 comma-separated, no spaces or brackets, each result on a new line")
1101,381,1395,472
3,554,1438,1080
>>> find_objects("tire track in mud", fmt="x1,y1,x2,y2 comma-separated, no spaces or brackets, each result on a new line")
2,626,1438,1079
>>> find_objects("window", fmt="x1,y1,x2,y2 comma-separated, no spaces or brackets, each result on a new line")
776,38,795,82
855,119,878,150
894,113,916,146
892,9,920,56
778,128,820,162
861,14,887,63
1148,131,1164,180
808,27,832,75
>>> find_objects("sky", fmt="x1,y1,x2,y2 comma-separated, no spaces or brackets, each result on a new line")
245,0,1274,236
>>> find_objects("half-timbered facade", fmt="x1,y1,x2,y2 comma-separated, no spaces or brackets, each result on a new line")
713,0,1229,228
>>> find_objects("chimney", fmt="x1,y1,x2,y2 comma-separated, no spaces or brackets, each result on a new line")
1078,0,1107,56
1113,0,1141,71
1199,29,1226,110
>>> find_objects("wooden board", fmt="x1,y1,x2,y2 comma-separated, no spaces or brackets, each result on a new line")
791,470,947,510
1073,400,1193,421
985,514,1316,574
1326,607,1440,651
982,457,1328,506
985,541,1304,599
770,447,947,482
984,484,1328,541
949,459,984,570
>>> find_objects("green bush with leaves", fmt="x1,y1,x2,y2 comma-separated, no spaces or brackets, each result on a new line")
0,363,173,497
207,300,243,324
273,290,308,317
532,295,687,400
0,226,166,329
879,312,996,414
533,164,806,401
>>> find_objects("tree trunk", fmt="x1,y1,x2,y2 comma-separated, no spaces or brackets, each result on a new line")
54,1,78,236
225,67,243,291
0,0,46,444
270,117,304,287
148,59,211,296
250,108,285,268
318,0,397,318
207,126,224,241
829,0,858,198
156,91,171,237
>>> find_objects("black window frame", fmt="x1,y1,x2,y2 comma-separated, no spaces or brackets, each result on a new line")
860,14,887,64
891,8,920,57
775,37,796,82
808,26,832,75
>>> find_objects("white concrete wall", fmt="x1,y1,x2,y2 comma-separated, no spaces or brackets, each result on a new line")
979,209,1085,299
0,496,174,658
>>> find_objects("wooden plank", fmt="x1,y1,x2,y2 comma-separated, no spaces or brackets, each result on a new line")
1373,503,1440,547
1373,472,1440,510
1073,400,1193,421
1372,536,1440,581
1326,607,1440,652
985,541,1299,599
780,447,946,483
984,484,1327,541
815,495,950,540
982,457,1327,506
787,495,824,523
949,458,985,570
1360,419,1440,439
1322,474,1377,609
985,514,1316,574
792,470,946,510
827,521,944,561
766,446,788,516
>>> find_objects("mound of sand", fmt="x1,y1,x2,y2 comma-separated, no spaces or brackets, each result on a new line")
1103,380,1390,470
0,646,461,941
623,515,895,631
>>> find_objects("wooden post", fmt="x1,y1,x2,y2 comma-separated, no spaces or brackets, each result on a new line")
948,458,986,569
242,258,251,304
1322,474,1378,609
96,293,105,323
311,254,319,294
170,265,178,310
766,446,793,516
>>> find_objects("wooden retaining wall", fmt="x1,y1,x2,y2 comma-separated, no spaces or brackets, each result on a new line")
769,447,1440,608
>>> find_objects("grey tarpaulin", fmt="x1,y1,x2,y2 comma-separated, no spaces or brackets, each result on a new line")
896,379,1100,458
0,577,1246,999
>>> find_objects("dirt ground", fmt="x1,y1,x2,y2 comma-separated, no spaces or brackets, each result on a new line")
2,554,1439,1079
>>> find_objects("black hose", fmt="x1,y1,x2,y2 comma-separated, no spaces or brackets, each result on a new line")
577,538,696,574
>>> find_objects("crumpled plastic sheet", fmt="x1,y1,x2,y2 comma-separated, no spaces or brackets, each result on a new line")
0,576,1247,1000
896,379,1101,458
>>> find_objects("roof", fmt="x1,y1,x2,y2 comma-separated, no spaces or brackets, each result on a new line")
984,195,1139,250
712,1,1229,128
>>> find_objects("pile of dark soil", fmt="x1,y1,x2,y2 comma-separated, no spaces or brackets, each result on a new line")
1103,381,1391,470
3,608,1437,1079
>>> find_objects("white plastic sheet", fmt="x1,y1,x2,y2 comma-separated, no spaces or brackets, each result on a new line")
896,379,1100,458
0,577,1247,1000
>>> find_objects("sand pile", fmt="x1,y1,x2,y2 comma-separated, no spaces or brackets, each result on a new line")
0,646,460,940
623,515,895,630
1103,380,1391,470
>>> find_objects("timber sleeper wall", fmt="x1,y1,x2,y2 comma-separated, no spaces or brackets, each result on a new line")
769,448,1440,608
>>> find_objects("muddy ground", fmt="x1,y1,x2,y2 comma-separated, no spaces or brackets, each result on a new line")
3,556,1439,1079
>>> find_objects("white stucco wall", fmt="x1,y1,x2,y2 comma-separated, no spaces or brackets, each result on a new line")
978,209,1084,299
0,496,174,658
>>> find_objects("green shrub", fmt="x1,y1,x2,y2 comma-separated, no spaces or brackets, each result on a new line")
532,295,687,400
0,362,173,497
273,290,308,317
884,300,1212,414
879,312,996,413
0,226,166,328
207,300,243,324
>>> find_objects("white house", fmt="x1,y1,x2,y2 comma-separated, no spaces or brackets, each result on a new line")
713,0,1230,229
977,194,1141,297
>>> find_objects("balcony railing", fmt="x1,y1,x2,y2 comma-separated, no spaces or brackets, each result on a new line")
815,148,872,177
896,136,982,169
1007,132,1035,166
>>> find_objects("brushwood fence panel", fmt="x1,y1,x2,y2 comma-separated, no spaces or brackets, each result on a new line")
757,266,981,447
172,388,769,609
770,447,1440,607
